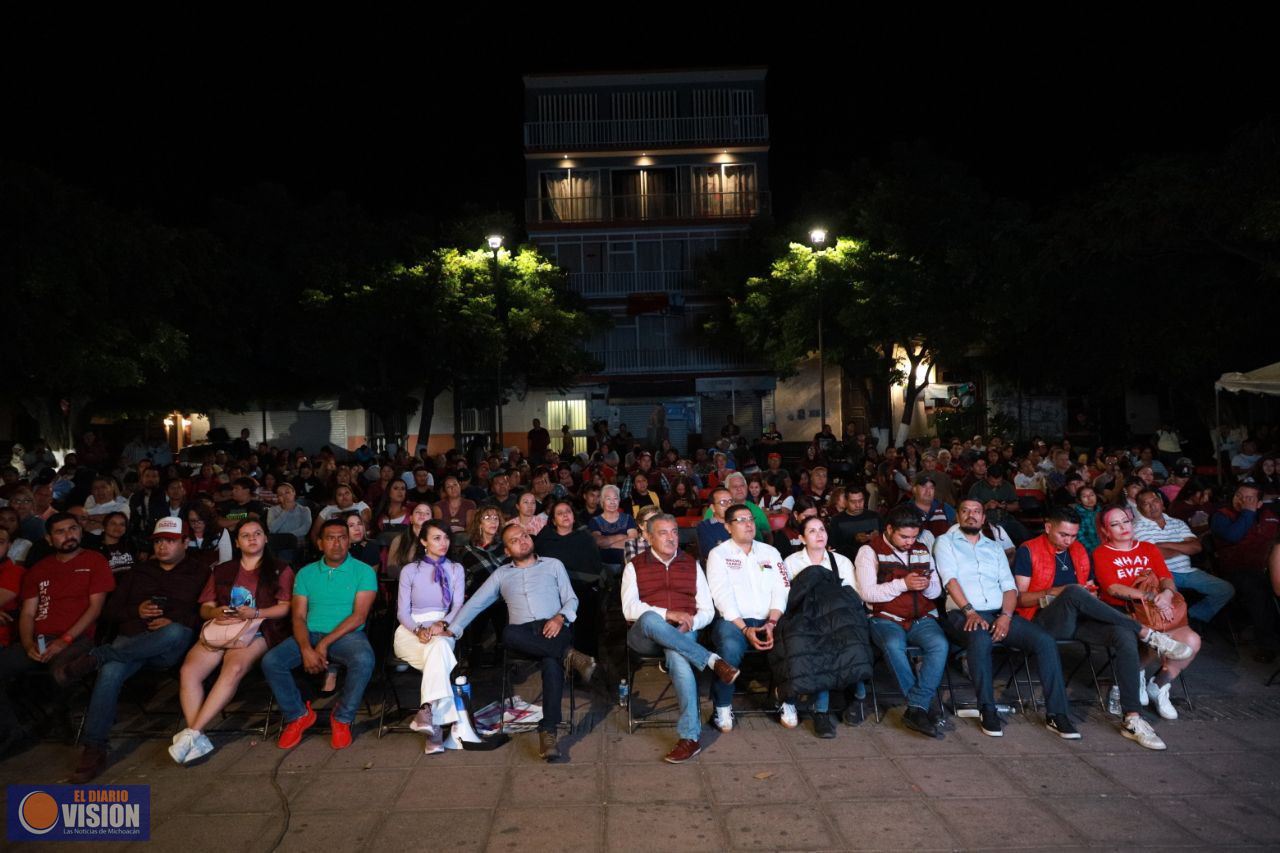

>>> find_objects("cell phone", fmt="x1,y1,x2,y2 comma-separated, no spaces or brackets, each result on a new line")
223,607,239,616
150,595,169,609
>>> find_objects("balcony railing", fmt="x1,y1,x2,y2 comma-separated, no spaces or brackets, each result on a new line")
524,114,769,150
528,191,768,225
568,270,693,296
586,347,758,375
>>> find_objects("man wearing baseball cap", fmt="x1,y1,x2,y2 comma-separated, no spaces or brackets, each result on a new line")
67,516,209,782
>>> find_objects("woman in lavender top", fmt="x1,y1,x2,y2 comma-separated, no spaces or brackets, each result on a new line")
392,520,466,753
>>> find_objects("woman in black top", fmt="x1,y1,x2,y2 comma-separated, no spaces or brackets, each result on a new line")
536,498,605,656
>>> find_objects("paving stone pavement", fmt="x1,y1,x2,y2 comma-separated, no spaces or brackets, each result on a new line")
3,637,1280,851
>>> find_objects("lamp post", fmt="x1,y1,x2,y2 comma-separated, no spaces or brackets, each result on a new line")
809,228,827,430
488,234,504,453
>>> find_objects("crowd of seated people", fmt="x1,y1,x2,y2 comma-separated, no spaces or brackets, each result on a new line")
0,418,1277,777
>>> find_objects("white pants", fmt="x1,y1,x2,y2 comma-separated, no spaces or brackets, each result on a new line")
392,624,459,724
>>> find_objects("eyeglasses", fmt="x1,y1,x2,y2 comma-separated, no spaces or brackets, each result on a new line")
730,517,754,525
715,499,731,505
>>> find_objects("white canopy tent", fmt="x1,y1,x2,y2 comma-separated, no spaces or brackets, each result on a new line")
1216,362,1280,397
1214,361,1280,482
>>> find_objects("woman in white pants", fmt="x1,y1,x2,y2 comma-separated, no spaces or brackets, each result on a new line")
393,520,466,753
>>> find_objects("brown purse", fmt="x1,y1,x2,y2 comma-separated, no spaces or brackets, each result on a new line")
1126,569,1188,633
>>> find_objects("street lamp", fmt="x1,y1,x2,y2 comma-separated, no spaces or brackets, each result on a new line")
488,234,504,452
810,228,827,430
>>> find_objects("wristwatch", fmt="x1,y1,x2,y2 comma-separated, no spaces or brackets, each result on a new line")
960,604,975,615
999,612,1014,619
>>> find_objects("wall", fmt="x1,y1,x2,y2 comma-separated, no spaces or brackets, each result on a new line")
772,356,841,441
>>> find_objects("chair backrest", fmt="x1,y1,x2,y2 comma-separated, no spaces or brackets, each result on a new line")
267,533,298,552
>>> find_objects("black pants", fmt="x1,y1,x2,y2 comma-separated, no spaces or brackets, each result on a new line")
502,620,573,733
1228,571,1280,651
1032,585,1144,714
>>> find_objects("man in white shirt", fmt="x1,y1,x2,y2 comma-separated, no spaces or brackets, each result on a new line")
935,500,1079,740
1134,489,1233,625
705,503,790,733
621,513,739,764
853,505,948,738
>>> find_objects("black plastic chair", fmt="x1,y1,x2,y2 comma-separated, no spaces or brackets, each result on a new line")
500,648,576,734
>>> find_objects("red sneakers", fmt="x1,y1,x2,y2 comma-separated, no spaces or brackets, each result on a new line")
330,719,353,750
277,702,317,749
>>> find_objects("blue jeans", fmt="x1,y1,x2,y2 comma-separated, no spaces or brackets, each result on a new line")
710,617,767,709
627,611,712,740
83,623,195,747
1173,568,1235,623
868,617,948,711
261,631,375,724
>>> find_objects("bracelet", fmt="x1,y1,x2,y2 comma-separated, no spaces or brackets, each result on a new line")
60,633,75,645
998,613,1013,620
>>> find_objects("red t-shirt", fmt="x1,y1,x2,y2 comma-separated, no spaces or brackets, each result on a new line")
1091,542,1172,607
199,564,295,607
0,558,24,646
21,550,115,639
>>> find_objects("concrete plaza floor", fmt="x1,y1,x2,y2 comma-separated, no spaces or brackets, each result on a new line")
3,633,1280,852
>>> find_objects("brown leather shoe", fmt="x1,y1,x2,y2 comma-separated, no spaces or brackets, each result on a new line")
538,731,561,761
711,658,740,685
564,649,597,683
663,738,701,764
69,745,108,783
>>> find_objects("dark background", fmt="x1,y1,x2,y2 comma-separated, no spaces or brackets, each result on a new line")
4,26,1275,231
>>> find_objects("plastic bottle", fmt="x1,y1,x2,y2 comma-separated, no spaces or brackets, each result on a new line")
1107,685,1121,716
617,679,629,707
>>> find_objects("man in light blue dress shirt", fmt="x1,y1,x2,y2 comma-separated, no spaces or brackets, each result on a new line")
443,523,593,761
935,500,1079,741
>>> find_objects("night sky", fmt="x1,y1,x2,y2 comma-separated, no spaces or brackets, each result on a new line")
5,28,1274,231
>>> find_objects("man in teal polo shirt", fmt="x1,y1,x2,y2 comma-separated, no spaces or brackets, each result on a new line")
262,518,377,750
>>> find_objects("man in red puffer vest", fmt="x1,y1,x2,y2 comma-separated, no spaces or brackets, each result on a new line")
1014,507,1193,750
621,512,740,765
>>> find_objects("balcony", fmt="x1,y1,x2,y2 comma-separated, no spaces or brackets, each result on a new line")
587,347,758,375
568,270,693,297
527,191,769,226
524,114,769,151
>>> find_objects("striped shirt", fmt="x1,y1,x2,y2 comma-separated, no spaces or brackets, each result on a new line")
1132,513,1195,573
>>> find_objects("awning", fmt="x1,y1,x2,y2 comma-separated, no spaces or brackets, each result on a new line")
1216,362,1280,396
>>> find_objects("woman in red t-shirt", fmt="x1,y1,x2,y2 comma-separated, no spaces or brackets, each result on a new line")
1094,505,1201,719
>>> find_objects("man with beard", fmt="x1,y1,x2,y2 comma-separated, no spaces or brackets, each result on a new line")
935,500,1078,740
0,513,114,755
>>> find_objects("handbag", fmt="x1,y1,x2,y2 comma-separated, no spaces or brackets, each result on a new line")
1125,568,1188,633
199,616,265,651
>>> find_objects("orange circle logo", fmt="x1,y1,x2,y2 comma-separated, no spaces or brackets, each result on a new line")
18,791,59,834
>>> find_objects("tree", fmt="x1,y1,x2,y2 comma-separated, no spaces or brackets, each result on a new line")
733,145,1027,444
0,162,198,453
303,244,602,451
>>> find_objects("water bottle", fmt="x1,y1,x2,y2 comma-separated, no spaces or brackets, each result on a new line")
455,675,472,702
617,679,629,707
1107,685,1121,716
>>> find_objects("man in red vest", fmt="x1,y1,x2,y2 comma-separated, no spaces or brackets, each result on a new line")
1013,507,1192,750
1210,484,1280,662
621,513,740,764
853,505,949,739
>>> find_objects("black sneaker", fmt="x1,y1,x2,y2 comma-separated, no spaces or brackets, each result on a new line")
902,706,941,739
1046,713,1082,740
813,713,837,739
979,705,1003,737
841,705,864,727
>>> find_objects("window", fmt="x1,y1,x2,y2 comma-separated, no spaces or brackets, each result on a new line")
691,164,758,217
540,169,602,222
611,168,677,220
546,399,589,457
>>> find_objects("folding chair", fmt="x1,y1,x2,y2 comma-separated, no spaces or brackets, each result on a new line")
625,652,677,733
941,641,1036,716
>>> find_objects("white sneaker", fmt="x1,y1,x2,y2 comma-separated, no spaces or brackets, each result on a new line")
1142,630,1193,661
1137,671,1149,707
713,707,734,733
171,727,194,745
1148,677,1178,720
167,729,198,764
183,733,215,764
1121,715,1167,750
778,702,798,729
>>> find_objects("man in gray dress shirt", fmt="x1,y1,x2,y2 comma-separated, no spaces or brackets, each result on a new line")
441,523,594,760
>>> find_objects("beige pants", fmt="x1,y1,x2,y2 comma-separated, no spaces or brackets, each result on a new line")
392,625,459,724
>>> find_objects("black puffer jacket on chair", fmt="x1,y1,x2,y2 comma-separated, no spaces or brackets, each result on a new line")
769,564,873,697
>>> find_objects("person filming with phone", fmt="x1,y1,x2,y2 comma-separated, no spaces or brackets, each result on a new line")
853,505,949,739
